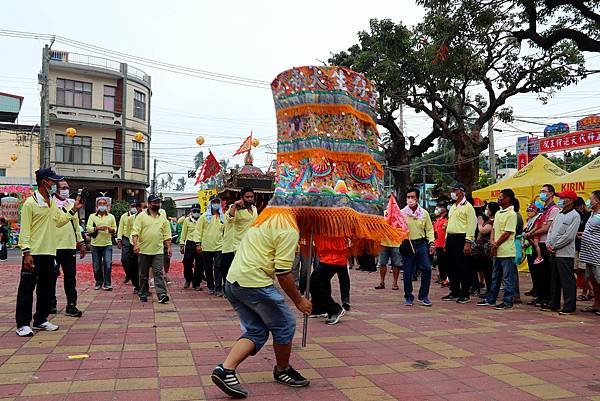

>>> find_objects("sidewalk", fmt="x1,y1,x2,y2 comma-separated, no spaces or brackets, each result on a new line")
0,261,599,401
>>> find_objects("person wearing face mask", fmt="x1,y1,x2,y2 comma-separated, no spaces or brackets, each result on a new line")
473,202,499,298
544,190,581,315
433,203,449,287
117,201,141,293
49,180,86,318
399,188,435,307
196,197,225,296
86,197,117,291
574,197,593,302
16,168,84,337
524,184,560,309
579,190,600,315
443,183,477,304
180,204,203,290
132,194,172,303
477,189,518,310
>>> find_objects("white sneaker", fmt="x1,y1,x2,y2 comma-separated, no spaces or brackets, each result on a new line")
326,308,346,325
32,321,59,331
16,326,34,337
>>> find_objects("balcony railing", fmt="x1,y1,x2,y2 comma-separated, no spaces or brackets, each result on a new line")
50,50,151,84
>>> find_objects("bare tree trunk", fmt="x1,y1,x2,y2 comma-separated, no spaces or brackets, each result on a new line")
453,128,488,194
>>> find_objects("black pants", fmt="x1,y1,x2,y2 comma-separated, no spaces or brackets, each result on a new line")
50,249,78,309
472,255,492,293
357,254,377,271
436,247,448,281
527,253,539,296
446,234,471,299
549,256,576,312
310,262,344,317
125,239,140,291
201,251,219,290
182,241,202,287
220,252,235,287
537,243,552,304
121,236,132,279
16,255,54,327
211,252,227,292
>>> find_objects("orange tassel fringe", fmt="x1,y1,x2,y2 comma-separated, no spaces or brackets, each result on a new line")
276,104,377,129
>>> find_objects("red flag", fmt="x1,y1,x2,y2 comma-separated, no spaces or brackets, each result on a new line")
233,133,253,156
194,150,222,185
385,194,408,231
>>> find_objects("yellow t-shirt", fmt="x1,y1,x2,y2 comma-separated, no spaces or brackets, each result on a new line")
227,219,299,288
447,200,477,242
179,216,199,243
381,238,401,248
86,213,117,247
131,210,171,255
19,192,77,256
195,214,224,252
404,209,435,243
55,200,83,250
493,206,517,258
222,205,257,253
117,213,133,240
221,218,235,254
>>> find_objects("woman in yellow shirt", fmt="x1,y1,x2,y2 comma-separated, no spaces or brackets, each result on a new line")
195,197,225,296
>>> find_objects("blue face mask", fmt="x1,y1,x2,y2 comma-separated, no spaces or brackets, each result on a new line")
50,184,57,194
539,192,548,202
98,205,107,213
211,203,220,211
557,199,565,209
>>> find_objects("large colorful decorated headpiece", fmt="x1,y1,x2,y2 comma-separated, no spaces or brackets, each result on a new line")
254,65,402,244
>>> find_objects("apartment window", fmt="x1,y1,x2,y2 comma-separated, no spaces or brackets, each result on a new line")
103,86,116,111
132,141,145,169
55,134,92,164
0,168,6,177
102,138,114,165
133,90,146,120
56,78,92,108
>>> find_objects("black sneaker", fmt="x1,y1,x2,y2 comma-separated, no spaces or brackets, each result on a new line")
273,365,310,387
495,302,513,310
140,296,148,303
456,297,471,304
159,295,170,304
211,364,248,398
476,300,495,307
441,294,459,301
49,307,58,314
342,303,351,311
65,306,83,317
183,281,191,289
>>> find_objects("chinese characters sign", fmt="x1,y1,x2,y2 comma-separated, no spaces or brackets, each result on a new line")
537,130,600,153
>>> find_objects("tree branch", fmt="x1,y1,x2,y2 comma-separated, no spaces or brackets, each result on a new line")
545,0,600,25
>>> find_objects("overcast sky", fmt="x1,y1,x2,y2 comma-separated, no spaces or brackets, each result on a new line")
2,0,599,191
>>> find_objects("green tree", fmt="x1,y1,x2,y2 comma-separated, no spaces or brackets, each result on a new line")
111,200,130,225
194,151,204,170
331,4,585,192
549,150,599,172
162,197,177,218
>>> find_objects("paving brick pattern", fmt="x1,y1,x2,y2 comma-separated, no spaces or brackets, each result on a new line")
0,261,599,400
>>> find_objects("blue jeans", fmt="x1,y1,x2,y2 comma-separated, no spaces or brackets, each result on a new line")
224,281,296,354
91,245,112,287
401,240,432,301
486,257,515,305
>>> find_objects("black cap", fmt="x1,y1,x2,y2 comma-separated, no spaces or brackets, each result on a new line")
191,203,200,210
451,182,466,192
35,168,63,182
129,200,140,207
148,194,160,202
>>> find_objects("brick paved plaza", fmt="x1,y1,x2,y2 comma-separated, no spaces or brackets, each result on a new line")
0,260,599,401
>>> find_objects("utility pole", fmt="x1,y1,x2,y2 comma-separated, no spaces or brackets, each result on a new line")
39,44,51,168
151,158,158,194
488,117,496,183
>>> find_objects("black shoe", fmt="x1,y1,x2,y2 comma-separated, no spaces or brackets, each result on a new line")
65,306,82,317
540,304,560,312
526,299,539,306
456,297,471,304
193,286,203,291
49,307,58,314
342,303,351,311
159,295,170,304
123,277,130,284
183,281,191,289
273,365,310,387
442,294,459,301
495,302,513,310
140,296,148,303
211,364,248,398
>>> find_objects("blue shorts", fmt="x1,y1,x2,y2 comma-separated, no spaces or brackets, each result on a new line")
379,246,402,267
224,281,296,354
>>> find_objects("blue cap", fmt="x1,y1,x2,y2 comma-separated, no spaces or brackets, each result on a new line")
35,168,63,182
451,182,466,192
148,194,161,202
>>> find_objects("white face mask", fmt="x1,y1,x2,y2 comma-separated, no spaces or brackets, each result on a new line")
130,208,138,215
451,192,458,201
407,199,417,207
434,208,440,216
485,210,490,217
58,189,70,199
191,212,200,219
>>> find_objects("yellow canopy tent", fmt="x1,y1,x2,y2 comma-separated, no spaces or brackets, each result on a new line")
473,155,567,211
553,155,600,200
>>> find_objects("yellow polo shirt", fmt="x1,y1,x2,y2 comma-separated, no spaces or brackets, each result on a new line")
493,206,517,258
447,200,477,242
86,213,117,247
404,209,435,243
222,205,257,253
221,218,235,253
55,200,83,250
117,213,136,240
180,216,199,244
19,192,77,256
227,220,299,288
195,214,224,252
131,210,171,255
